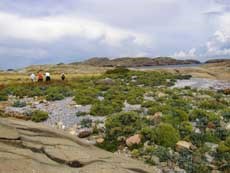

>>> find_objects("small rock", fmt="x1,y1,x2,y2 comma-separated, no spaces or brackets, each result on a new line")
194,128,201,134
68,128,76,135
174,166,186,173
117,136,126,142
205,142,218,152
160,162,168,167
176,141,193,151
225,123,230,131
96,138,104,144
207,122,216,129
157,92,166,98
151,155,160,165
78,128,92,138
205,153,214,163
126,134,141,147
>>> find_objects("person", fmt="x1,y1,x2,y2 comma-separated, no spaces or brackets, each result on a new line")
37,71,43,82
61,73,65,81
45,72,51,82
30,73,36,82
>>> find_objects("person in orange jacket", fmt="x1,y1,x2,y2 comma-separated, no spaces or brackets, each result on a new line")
37,71,44,82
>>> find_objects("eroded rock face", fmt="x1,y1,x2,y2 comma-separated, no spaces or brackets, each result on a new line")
0,118,157,173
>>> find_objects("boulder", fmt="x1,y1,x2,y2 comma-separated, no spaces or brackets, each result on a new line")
77,128,92,138
126,134,141,147
176,141,193,151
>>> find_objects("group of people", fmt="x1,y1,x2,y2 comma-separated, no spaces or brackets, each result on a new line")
30,71,65,82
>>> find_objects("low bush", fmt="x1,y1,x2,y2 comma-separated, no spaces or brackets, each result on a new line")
80,118,92,128
0,93,8,101
31,110,49,122
153,123,180,148
12,100,26,107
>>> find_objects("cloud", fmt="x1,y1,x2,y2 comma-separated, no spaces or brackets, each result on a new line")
0,12,151,47
173,48,197,59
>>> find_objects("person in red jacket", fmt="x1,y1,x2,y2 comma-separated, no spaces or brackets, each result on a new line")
37,71,43,82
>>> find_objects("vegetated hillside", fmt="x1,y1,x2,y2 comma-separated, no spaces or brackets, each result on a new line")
80,57,201,67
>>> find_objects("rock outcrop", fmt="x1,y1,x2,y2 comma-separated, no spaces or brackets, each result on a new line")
0,118,157,173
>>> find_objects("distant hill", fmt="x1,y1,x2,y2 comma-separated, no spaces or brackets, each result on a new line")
205,58,230,64
79,57,201,67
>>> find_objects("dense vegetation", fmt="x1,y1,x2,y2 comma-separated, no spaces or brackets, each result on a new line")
0,68,229,172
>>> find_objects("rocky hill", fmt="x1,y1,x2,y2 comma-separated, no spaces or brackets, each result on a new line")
205,58,230,64
0,118,158,173
80,57,201,67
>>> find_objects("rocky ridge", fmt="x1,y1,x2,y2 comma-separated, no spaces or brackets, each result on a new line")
0,118,158,173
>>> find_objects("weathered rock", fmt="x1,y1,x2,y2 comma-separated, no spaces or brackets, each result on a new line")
0,123,19,140
205,153,214,163
96,137,104,144
151,155,160,165
0,118,157,173
126,134,142,147
176,141,193,151
225,123,230,131
78,128,92,138
174,166,186,173
205,142,218,152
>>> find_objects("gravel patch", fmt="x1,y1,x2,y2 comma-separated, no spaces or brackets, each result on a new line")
173,78,230,90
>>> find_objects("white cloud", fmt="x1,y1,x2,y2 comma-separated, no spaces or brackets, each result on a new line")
0,12,151,47
173,48,197,59
203,12,230,57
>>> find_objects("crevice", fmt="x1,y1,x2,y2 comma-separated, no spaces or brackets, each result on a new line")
126,168,149,173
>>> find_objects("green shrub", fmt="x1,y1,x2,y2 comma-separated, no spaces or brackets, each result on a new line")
80,118,92,128
31,110,49,122
199,100,225,110
179,121,193,138
46,93,64,101
152,146,171,162
221,108,230,121
12,100,26,107
153,123,180,147
90,101,119,116
76,111,88,116
0,93,8,101
105,112,144,143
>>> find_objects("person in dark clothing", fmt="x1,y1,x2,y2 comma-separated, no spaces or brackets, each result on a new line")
61,73,65,81
45,72,51,82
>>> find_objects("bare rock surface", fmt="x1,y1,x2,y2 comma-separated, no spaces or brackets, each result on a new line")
0,118,157,173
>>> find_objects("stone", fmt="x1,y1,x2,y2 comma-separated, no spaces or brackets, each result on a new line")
225,123,230,131
207,122,216,129
194,128,201,134
176,141,193,151
152,112,163,124
77,128,92,138
157,92,166,98
151,155,160,165
96,138,104,144
174,166,186,173
205,142,218,152
68,128,76,135
205,153,214,163
126,134,141,147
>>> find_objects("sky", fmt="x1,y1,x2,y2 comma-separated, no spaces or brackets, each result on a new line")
0,0,230,69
